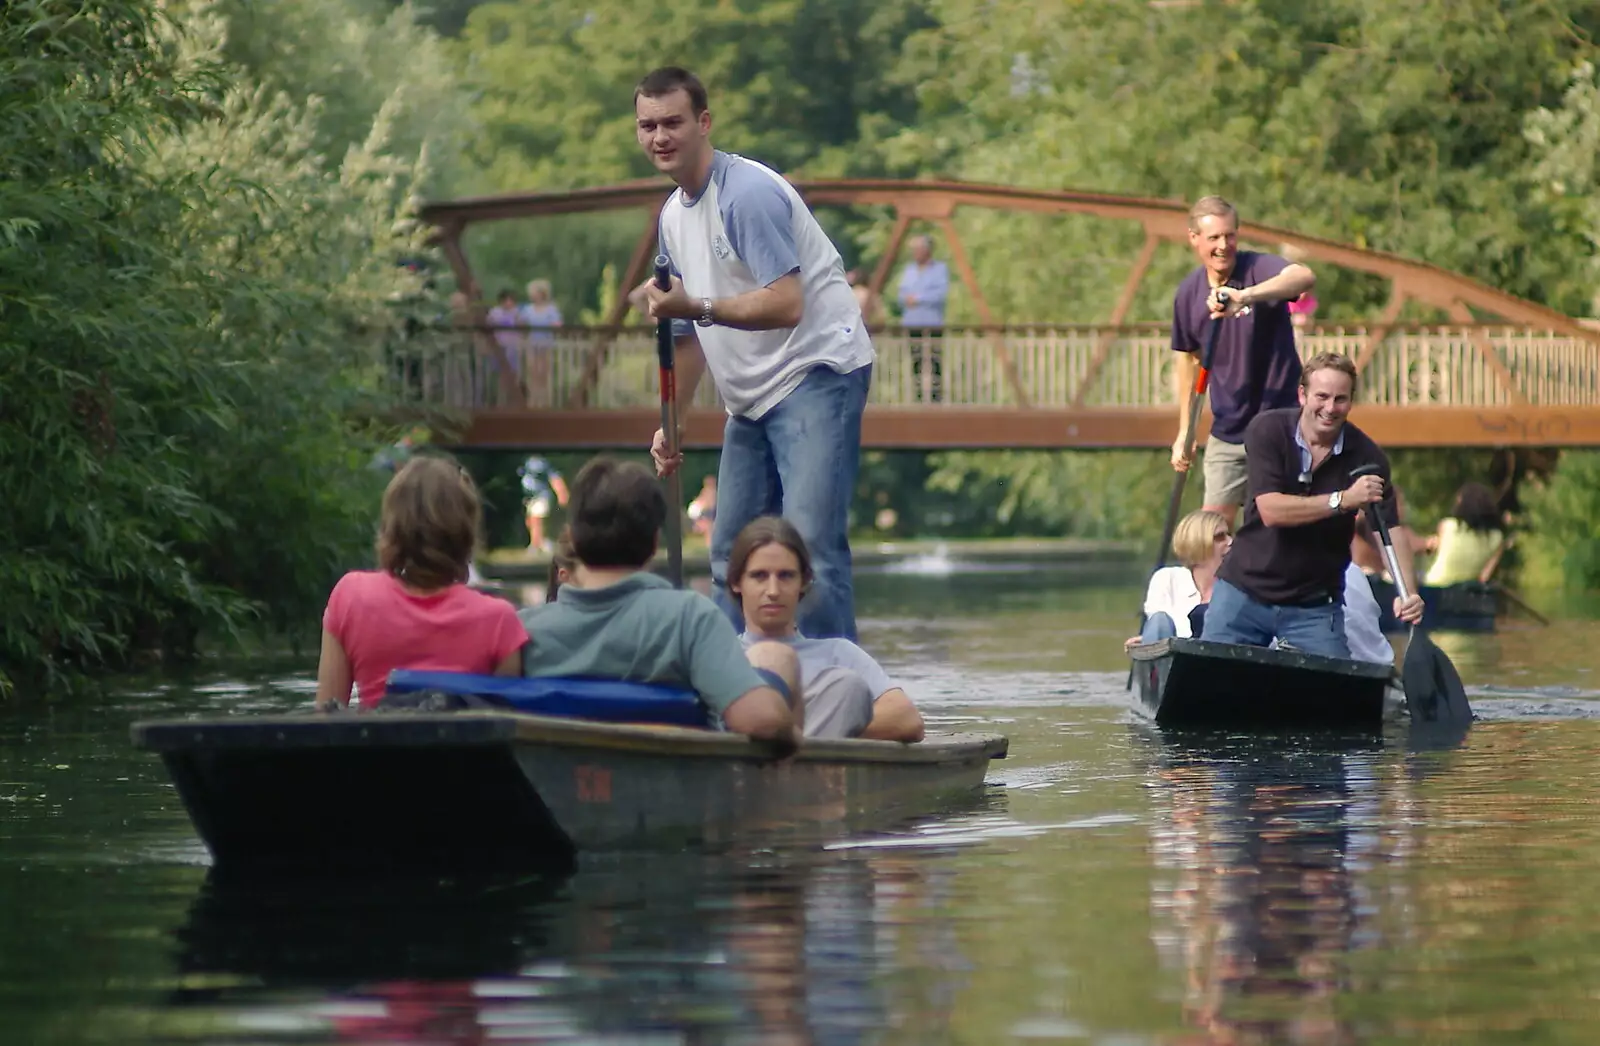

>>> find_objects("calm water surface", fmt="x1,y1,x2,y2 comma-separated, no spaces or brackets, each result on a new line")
5,561,1600,1044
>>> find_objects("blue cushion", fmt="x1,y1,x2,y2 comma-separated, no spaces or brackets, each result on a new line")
385,670,712,727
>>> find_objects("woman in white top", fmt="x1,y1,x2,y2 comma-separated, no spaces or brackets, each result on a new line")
1126,510,1232,649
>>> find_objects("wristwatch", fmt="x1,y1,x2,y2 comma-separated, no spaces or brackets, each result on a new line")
1327,490,1343,513
695,296,714,327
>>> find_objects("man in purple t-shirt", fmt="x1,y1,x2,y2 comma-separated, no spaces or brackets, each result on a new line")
1170,196,1317,527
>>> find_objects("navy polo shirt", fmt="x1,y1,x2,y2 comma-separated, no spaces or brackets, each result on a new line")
1217,408,1394,606
1170,251,1303,444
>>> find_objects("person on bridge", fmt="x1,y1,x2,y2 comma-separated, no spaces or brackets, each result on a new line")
1171,196,1317,528
1200,352,1424,658
634,65,875,641
896,235,950,403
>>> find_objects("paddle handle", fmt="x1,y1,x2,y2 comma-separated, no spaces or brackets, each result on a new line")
1352,464,1409,602
654,255,685,588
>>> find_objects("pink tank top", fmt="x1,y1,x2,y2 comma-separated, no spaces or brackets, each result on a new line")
322,571,527,706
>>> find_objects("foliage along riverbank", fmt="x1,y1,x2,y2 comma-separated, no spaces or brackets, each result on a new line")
0,1,449,692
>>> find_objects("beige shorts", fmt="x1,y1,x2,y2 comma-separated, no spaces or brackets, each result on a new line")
1201,435,1249,509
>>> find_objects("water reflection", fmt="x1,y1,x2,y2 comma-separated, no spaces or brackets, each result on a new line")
167,847,969,1045
1138,731,1404,1045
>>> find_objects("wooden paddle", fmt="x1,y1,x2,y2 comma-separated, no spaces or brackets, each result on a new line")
1362,484,1473,728
1127,296,1227,687
653,256,685,588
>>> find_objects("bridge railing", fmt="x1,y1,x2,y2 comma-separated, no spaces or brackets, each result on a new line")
382,325,1600,411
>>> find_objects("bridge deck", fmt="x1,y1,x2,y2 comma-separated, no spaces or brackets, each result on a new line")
389,325,1600,449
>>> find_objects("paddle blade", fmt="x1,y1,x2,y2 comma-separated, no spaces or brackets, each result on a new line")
1402,629,1472,727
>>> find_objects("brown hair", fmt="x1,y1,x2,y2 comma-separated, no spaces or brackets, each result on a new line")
634,66,709,114
1450,482,1501,533
727,516,813,600
1188,195,1237,231
568,456,665,568
376,455,479,590
546,526,577,603
1299,351,1358,391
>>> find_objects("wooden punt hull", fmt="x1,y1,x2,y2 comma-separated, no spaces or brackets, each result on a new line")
1128,637,1394,730
132,712,1008,871
1368,577,1498,633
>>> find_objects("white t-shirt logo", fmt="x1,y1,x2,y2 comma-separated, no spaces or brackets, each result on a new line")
712,234,732,260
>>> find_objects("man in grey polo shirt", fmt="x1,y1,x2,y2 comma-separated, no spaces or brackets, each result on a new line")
634,65,874,643
519,457,802,750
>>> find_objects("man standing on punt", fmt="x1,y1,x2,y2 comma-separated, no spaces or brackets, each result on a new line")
1171,196,1317,528
1200,353,1424,657
635,66,874,641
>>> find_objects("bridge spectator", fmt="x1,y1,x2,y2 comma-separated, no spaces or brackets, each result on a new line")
519,278,562,407
486,289,524,405
1170,196,1316,528
634,65,874,642
896,235,949,403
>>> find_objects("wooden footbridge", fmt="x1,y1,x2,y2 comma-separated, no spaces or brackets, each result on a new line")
402,179,1600,449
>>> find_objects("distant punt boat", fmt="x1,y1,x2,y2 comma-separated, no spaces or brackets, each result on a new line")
1128,637,1394,730
1368,577,1498,634
132,711,1008,871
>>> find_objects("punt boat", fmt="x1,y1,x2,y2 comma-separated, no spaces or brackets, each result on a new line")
132,673,1007,872
1128,637,1395,730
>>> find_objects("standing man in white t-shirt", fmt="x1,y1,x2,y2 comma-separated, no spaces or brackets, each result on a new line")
636,66,874,641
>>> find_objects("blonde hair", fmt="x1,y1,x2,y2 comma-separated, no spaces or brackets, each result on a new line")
1171,509,1230,568
376,456,480,589
526,279,552,301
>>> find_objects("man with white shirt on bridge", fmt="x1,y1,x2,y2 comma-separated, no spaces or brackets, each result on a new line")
636,66,874,642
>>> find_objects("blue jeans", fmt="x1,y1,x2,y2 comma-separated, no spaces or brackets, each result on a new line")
711,363,871,641
1200,577,1350,659
1140,611,1178,644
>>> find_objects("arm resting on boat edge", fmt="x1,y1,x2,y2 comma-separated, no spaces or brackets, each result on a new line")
860,688,925,743
722,687,801,757
314,630,353,711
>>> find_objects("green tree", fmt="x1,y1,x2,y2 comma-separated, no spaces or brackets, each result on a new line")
0,0,426,690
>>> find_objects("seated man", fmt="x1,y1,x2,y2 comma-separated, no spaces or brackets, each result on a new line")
518,457,802,752
1201,352,1423,657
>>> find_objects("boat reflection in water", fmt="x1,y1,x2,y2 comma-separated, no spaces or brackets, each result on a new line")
1136,730,1418,1045
170,844,972,1044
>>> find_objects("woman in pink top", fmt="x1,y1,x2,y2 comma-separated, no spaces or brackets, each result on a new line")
315,456,528,710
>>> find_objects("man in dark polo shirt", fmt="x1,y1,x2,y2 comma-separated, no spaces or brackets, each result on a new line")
1171,196,1317,528
1200,353,1424,657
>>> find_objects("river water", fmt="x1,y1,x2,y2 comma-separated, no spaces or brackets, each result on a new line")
4,560,1600,1044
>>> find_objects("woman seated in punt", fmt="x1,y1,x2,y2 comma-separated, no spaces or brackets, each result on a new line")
1126,509,1231,648
729,516,925,743
314,456,528,711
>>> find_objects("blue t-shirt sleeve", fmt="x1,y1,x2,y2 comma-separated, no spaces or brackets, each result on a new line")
719,168,800,287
